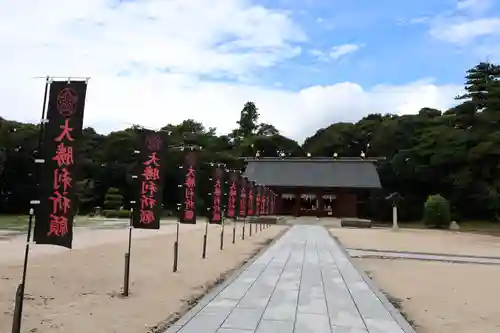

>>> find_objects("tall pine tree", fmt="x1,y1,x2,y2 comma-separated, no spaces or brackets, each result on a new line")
456,62,500,112
237,101,260,137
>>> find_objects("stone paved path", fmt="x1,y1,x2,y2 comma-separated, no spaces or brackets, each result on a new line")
165,225,414,333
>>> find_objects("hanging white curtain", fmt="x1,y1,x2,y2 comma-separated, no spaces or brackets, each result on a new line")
300,193,316,201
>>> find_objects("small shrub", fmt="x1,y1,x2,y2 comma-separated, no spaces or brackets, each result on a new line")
103,187,123,210
423,194,451,228
102,209,131,218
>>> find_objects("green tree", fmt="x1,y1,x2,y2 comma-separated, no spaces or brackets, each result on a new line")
76,179,97,214
235,101,259,138
2,61,500,224
256,123,279,136
455,62,500,112
423,194,451,228
103,187,123,210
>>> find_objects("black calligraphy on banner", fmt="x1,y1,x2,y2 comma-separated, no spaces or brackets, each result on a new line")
209,167,223,224
247,181,255,216
34,80,87,249
238,176,247,218
179,151,197,224
132,130,163,229
226,171,238,219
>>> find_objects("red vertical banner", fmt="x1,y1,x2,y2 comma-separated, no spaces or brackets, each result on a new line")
179,151,197,224
263,187,269,215
132,130,163,229
259,186,266,215
266,188,270,215
255,185,261,217
34,80,87,249
209,167,223,224
268,190,272,214
226,171,238,219
261,187,266,216
238,176,247,218
247,181,255,216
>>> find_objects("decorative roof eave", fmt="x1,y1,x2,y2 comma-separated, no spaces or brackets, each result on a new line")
242,156,386,163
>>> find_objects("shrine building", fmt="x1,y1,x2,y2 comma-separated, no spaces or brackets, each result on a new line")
243,157,382,217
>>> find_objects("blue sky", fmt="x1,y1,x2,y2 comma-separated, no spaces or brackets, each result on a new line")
249,0,500,89
0,0,499,141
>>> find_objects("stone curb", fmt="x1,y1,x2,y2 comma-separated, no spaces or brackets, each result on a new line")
331,235,417,333
347,247,500,260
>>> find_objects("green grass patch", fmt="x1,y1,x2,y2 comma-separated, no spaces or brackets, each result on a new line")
0,215,111,231
0,215,29,230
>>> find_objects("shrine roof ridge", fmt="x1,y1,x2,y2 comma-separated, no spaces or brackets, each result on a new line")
243,157,386,163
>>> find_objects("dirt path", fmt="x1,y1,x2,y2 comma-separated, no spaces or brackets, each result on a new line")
330,227,500,333
331,227,500,257
0,222,285,333
358,258,500,333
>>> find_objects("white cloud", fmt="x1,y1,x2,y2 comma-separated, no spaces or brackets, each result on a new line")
0,0,462,144
427,0,500,46
310,44,363,62
408,16,430,24
329,44,362,60
456,0,492,13
309,49,329,62
430,17,500,44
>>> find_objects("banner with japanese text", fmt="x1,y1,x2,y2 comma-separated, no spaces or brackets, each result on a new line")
237,176,247,218
132,130,164,229
255,185,261,217
179,151,197,224
246,181,255,216
209,166,223,224
262,187,268,215
266,188,270,215
226,171,239,219
259,186,266,215
34,80,87,249
266,189,270,215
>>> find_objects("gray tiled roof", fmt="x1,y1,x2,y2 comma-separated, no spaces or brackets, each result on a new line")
243,159,382,188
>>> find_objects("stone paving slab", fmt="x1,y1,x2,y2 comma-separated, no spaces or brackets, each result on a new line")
164,225,415,333
348,249,500,265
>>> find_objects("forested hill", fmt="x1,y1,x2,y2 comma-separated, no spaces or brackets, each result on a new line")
1,62,500,221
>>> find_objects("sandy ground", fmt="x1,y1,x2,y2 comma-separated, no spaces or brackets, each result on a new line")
330,227,500,333
0,222,285,333
330,227,500,257
358,259,500,333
